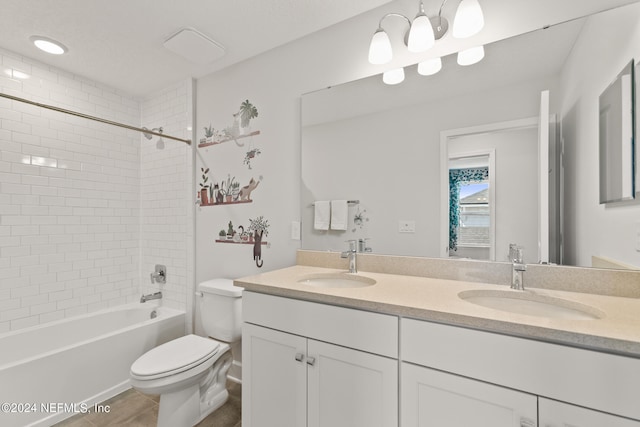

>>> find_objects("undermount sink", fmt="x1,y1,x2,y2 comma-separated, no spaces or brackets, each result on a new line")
297,273,376,289
458,289,603,320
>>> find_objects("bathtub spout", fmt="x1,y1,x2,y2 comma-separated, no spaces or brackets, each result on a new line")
140,291,162,303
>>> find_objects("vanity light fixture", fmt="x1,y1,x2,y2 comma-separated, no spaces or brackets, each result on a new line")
369,0,484,85
368,0,484,65
30,36,68,55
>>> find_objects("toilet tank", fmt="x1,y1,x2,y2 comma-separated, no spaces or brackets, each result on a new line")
198,279,243,342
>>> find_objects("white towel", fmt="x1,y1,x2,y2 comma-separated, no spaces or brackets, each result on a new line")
314,200,330,230
330,200,348,230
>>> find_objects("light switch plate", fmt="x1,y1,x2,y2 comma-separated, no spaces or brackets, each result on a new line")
291,221,301,240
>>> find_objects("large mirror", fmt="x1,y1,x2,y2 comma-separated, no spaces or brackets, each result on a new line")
302,2,640,269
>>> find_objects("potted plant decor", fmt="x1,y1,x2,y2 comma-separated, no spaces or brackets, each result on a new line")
239,100,258,135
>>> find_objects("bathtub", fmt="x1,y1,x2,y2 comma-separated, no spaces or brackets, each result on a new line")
0,303,185,427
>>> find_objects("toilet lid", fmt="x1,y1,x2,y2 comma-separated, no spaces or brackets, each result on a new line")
131,334,220,379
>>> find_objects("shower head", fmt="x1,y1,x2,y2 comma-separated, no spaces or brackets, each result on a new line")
142,126,163,140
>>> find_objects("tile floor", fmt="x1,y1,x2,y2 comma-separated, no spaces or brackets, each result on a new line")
55,382,241,427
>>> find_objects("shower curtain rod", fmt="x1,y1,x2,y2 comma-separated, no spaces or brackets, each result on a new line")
0,92,192,145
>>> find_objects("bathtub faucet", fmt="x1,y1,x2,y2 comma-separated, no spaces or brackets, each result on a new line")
140,291,162,303
150,264,166,284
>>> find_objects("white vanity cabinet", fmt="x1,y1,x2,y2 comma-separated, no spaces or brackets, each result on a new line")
401,363,537,427
539,398,640,427
401,318,640,427
242,292,398,427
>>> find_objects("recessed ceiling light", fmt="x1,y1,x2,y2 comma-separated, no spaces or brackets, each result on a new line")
29,36,68,55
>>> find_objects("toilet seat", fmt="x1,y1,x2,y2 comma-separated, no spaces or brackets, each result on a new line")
131,334,220,380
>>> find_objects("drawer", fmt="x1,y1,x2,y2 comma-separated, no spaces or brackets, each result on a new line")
243,291,398,358
401,318,640,421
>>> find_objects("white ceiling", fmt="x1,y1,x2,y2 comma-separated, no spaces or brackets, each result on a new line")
0,0,638,99
0,0,391,97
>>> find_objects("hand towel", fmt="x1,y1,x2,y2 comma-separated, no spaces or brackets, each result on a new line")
314,200,330,230
330,200,348,230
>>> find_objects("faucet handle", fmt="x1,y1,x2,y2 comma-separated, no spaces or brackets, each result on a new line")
514,247,524,264
344,239,358,251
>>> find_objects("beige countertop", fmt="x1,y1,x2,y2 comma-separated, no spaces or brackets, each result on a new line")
235,265,640,358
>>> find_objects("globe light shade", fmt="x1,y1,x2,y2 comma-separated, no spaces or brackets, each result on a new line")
407,14,435,53
457,45,485,66
368,29,392,64
418,57,442,76
383,67,405,85
452,0,485,38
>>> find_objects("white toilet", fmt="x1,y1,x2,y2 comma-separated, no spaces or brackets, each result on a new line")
130,279,243,427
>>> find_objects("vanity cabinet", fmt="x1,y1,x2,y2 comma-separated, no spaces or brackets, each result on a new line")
539,398,640,427
401,318,640,426
242,292,398,427
401,363,537,427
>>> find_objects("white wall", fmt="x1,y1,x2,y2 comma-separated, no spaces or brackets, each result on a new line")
0,47,141,332
139,80,194,327
559,3,640,267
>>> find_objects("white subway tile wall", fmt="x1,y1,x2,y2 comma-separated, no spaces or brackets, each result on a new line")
140,80,194,313
0,47,193,333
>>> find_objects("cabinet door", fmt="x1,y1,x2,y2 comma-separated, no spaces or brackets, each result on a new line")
242,323,307,427
401,363,537,427
307,339,398,427
539,398,640,427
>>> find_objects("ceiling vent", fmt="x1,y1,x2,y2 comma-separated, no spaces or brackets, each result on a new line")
163,28,225,64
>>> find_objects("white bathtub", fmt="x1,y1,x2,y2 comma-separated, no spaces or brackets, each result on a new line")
0,303,185,427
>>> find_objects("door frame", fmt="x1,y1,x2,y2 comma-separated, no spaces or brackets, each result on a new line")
440,117,540,260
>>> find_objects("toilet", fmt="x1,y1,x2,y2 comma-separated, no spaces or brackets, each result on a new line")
130,279,243,427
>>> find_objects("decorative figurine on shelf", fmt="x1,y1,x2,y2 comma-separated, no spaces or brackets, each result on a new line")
239,177,261,202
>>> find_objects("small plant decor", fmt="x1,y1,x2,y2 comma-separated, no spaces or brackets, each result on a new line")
239,100,259,128
247,216,270,237
243,148,261,169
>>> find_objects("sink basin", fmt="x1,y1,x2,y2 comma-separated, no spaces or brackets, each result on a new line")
458,290,603,320
297,273,376,289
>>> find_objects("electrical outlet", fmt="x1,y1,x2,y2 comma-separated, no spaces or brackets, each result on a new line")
291,221,301,240
399,220,416,233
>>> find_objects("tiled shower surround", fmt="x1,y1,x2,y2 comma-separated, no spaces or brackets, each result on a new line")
0,47,193,333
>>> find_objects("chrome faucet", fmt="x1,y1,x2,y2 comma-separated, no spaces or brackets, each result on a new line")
341,240,358,273
509,244,526,290
140,291,162,303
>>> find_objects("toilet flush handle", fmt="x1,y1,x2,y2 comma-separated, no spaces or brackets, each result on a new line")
194,291,203,297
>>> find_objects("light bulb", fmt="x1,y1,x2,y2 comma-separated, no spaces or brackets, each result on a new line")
457,45,485,66
452,0,485,38
408,14,435,53
418,57,442,76
368,29,392,64
383,68,405,85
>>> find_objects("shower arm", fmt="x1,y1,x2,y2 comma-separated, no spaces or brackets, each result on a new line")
0,91,191,145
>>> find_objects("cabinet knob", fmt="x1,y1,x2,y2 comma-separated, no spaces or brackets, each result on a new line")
306,356,316,366
295,352,304,362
